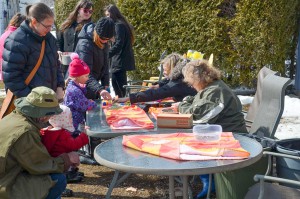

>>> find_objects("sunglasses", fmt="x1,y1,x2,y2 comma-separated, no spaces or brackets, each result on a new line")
82,8,93,14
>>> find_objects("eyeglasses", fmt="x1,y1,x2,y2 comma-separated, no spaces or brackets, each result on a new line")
82,8,93,14
37,20,53,30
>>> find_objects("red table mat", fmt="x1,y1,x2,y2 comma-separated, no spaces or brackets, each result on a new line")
104,105,154,130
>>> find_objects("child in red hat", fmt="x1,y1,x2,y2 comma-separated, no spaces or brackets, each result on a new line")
64,53,97,132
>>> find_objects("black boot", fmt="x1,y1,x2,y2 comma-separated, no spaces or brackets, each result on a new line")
61,188,73,197
66,170,83,183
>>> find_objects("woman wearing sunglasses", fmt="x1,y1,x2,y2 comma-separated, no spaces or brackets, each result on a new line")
57,0,93,53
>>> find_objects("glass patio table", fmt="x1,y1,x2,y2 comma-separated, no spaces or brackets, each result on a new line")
94,134,263,199
86,102,192,139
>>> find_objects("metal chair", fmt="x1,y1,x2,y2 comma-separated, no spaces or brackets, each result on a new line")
248,74,292,138
245,67,278,130
214,74,292,199
244,151,300,199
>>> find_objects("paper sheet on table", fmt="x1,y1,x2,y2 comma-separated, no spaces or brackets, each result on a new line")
104,105,154,130
122,132,250,160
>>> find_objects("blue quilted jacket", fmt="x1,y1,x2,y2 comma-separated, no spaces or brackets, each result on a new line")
2,20,64,97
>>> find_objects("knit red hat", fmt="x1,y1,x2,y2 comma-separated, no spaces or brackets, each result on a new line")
69,53,90,77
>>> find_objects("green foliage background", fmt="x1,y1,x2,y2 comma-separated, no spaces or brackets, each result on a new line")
55,0,300,88
117,0,300,87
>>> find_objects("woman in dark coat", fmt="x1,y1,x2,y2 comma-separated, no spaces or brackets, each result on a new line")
75,17,115,100
105,4,136,97
116,53,197,103
2,3,64,100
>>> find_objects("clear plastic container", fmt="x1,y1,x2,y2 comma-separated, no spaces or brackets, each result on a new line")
193,124,222,142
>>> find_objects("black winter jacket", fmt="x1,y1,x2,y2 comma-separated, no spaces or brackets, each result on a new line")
109,21,135,73
2,20,64,97
129,77,197,103
56,22,79,52
75,22,109,99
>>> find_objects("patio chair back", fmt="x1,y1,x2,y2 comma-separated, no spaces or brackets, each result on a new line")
249,74,292,138
245,67,278,128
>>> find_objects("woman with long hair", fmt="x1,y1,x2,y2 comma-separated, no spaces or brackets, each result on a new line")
104,4,136,97
57,0,93,52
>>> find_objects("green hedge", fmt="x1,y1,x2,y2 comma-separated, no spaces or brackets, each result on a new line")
55,0,300,88
117,0,300,87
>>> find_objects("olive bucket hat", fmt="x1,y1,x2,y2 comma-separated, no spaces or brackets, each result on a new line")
14,86,63,118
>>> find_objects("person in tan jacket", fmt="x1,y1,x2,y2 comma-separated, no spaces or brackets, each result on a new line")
0,86,80,199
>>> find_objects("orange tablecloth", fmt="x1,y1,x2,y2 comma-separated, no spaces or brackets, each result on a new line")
104,105,154,130
122,132,250,160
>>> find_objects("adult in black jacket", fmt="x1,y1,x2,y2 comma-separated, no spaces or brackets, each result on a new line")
75,17,114,100
116,53,197,103
105,4,135,97
57,0,93,52
2,3,64,99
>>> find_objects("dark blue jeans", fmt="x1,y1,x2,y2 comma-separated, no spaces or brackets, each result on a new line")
46,173,66,199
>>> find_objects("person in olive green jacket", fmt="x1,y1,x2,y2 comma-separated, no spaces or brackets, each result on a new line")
173,59,247,198
176,59,247,133
0,86,80,199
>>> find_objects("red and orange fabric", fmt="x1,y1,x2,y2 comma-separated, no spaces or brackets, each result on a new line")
122,132,250,160
104,105,154,130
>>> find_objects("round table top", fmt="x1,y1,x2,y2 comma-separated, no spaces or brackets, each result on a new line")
94,134,263,176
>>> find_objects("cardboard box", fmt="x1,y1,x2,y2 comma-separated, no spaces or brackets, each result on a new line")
157,114,193,128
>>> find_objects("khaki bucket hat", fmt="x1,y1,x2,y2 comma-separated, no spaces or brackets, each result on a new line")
14,86,63,118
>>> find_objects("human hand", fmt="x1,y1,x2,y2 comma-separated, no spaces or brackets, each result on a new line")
67,152,80,167
56,87,64,102
99,89,112,100
57,51,62,61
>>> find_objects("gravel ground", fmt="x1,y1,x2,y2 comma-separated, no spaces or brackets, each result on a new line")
63,164,205,199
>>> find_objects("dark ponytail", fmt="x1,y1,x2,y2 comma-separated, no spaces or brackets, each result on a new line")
26,3,54,22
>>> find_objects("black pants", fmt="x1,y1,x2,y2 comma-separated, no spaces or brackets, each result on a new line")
112,70,127,97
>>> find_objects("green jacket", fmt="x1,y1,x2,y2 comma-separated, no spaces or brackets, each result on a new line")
0,110,67,199
179,80,247,133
